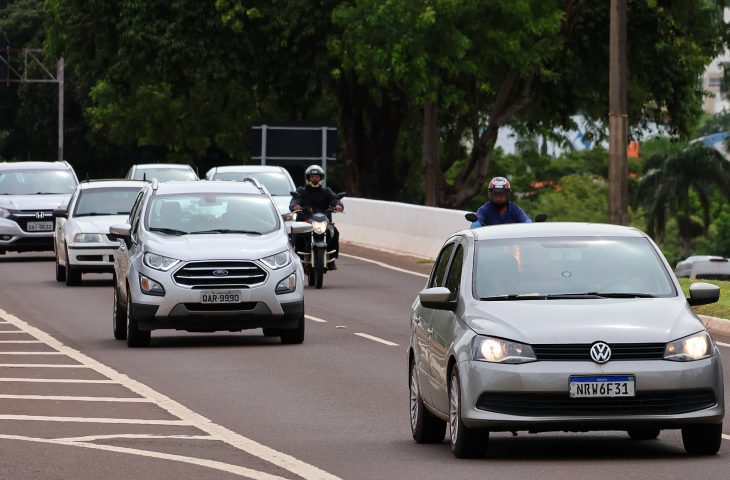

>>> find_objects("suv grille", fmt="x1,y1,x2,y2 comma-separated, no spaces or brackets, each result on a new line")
173,261,267,288
532,343,666,361
11,210,55,232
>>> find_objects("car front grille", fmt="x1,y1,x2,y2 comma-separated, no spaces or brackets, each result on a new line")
173,261,267,289
10,210,55,232
532,343,666,361
476,390,716,416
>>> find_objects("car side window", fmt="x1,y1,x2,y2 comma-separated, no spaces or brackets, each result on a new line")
129,192,146,240
445,245,464,301
429,243,455,288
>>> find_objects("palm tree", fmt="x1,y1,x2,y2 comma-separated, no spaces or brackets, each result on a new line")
635,143,730,257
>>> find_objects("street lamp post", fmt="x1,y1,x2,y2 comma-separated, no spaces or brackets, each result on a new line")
608,0,628,225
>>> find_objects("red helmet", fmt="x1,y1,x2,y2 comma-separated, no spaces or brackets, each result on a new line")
488,176,511,206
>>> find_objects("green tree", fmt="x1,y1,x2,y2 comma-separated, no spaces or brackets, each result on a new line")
531,174,608,223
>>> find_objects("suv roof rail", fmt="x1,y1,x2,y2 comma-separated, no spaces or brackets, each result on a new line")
242,176,267,195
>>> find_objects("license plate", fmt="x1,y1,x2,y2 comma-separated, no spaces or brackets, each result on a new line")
201,290,241,304
569,375,635,398
26,221,53,232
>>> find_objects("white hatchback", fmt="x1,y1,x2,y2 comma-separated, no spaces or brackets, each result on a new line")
205,165,296,215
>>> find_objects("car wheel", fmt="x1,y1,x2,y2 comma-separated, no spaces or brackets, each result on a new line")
112,277,127,340
314,249,324,289
126,291,150,348
64,248,81,286
307,268,315,286
449,367,486,458
682,423,722,455
280,314,305,344
627,427,660,440
55,254,66,282
410,360,446,443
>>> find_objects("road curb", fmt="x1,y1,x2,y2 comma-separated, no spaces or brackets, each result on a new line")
700,314,730,337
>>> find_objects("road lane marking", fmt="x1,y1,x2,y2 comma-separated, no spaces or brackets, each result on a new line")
0,330,24,333
0,394,152,402
353,333,399,346
0,415,191,425
724,434,729,441
0,307,342,480
0,363,86,368
59,433,216,442
0,434,290,480
340,253,429,279
0,378,115,383
0,340,43,343
0,352,64,355
717,341,730,348
305,315,327,323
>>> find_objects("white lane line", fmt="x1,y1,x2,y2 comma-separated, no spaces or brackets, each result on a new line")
305,315,328,323
0,307,341,480
723,434,730,441
340,253,429,279
0,394,152,402
353,332,399,346
0,415,191,425
0,378,115,383
0,331,25,334
0,340,43,343
59,433,216,442
0,363,86,368
0,434,289,480
0,352,63,355
717,341,730,348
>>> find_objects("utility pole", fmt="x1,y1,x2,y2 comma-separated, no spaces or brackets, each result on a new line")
608,0,628,225
0,48,64,161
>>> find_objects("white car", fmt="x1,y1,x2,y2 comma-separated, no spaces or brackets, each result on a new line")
126,163,198,182
675,255,730,280
205,165,296,214
54,180,147,285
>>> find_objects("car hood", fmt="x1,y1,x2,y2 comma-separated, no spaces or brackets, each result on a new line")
143,230,288,261
0,194,71,210
464,297,704,344
73,215,129,233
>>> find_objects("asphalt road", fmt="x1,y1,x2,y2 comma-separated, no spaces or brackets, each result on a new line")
0,247,728,480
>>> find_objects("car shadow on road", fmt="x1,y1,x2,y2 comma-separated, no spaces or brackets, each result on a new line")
134,334,288,349
0,255,54,263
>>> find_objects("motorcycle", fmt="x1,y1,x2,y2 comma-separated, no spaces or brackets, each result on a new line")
290,191,346,289
465,212,547,227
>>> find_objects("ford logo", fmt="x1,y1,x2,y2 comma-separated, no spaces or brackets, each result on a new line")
590,342,612,364
212,269,229,277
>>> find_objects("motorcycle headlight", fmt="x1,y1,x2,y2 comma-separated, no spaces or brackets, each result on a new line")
72,233,105,243
0,207,11,218
473,336,536,364
664,331,713,361
261,251,291,270
143,252,180,271
312,221,327,235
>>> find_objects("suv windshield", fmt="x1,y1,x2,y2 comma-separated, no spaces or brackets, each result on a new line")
474,236,676,299
213,171,292,195
73,187,143,217
133,168,197,182
146,193,279,235
0,169,77,195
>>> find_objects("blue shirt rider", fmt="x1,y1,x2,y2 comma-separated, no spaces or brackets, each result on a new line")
473,176,531,227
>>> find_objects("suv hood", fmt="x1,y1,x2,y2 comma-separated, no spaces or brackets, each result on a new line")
144,230,288,261
464,297,704,344
0,194,71,210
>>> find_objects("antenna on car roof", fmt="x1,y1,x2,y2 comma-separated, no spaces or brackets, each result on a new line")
143,172,147,181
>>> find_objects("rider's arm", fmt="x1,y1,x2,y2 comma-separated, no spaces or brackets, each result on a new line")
514,205,532,223
474,203,489,226
289,187,305,212
327,188,344,211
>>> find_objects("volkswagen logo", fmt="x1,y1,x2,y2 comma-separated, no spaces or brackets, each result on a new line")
35,211,46,219
212,269,229,277
590,342,612,364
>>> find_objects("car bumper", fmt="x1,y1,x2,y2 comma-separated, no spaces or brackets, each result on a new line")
459,356,724,431
0,219,54,252
67,244,117,272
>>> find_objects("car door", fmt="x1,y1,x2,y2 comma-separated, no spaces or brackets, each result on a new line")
429,241,464,413
116,191,144,301
56,189,79,264
416,242,456,407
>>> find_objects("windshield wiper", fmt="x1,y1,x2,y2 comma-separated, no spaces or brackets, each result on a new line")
75,212,115,217
33,192,65,195
480,294,547,301
149,227,188,236
190,229,262,235
543,292,656,299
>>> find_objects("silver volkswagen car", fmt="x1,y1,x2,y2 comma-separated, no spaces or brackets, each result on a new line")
409,222,724,458
110,179,311,347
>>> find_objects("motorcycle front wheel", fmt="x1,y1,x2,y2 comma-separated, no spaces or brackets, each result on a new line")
314,248,325,289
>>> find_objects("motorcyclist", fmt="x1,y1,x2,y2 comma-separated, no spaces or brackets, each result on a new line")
289,165,344,269
473,176,531,227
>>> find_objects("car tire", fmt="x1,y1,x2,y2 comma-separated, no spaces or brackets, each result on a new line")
112,277,127,340
410,360,446,443
0,249,5,255
449,367,487,458
682,423,722,455
627,427,660,440
280,314,305,344
126,291,151,348
64,247,81,286
307,268,315,287
55,254,66,282
314,249,324,289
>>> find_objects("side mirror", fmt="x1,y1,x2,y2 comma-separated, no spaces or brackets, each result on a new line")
109,224,132,247
687,282,720,306
419,287,457,311
465,212,478,222
534,213,548,223
53,208,68,219
288,221,313,235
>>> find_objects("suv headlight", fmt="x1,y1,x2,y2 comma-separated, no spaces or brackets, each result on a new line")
143,252,180,271
261,251,291,269
73,233,105,243
312,221,327,235
664,331,713,361
473,336,536,364
0,207,11,218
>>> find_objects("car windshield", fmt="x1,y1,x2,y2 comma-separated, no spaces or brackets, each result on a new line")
212,171,292,195
133,168,197,182
73,187,143,217
146,193,279,235
474,236,676,300
0,169,77,195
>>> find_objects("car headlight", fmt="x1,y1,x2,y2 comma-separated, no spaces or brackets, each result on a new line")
312,221,327,235
473,336,536,364
664,331,713,361
261,251,291,270
143,252,180,271
72,233,106,243
0,207,11,218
